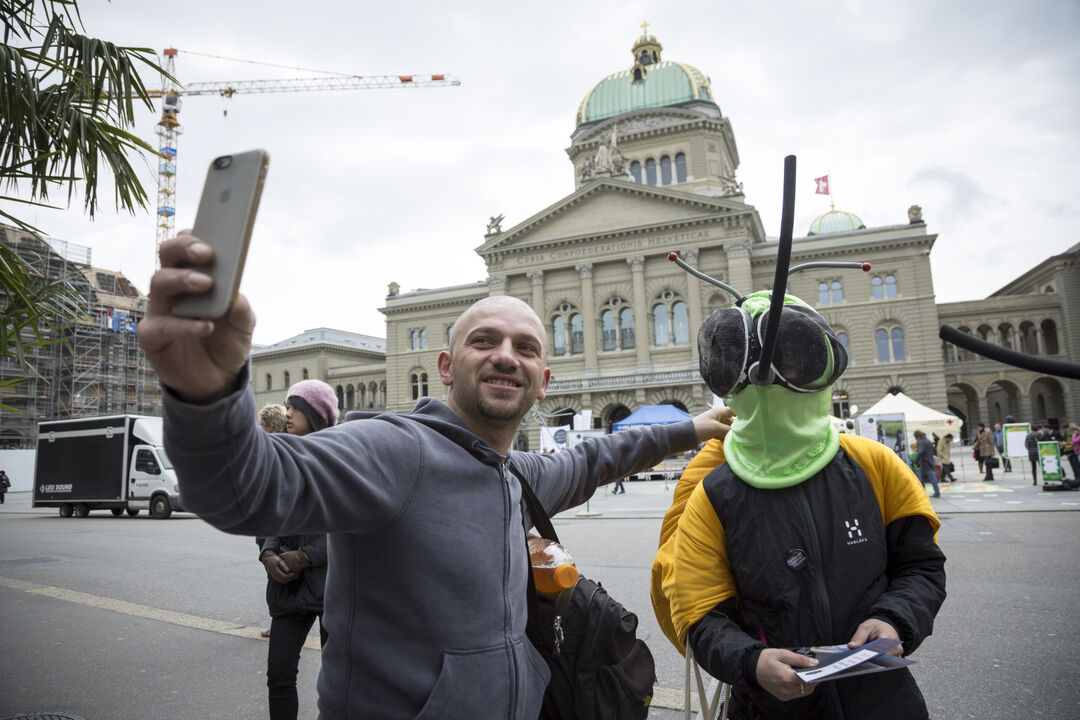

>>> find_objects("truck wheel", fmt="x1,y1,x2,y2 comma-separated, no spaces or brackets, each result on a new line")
59,504,73,518
126,508,140,517
150,495,172,519
72,503,90,518
111,508,124,516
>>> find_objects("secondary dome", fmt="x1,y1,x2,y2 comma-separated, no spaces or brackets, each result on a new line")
575,30,715,127
808,209,866,235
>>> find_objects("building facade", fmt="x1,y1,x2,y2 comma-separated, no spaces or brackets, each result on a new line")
248,31,1076,445
1,224,161,448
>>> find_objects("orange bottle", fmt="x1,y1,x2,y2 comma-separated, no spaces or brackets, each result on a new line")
528,535,579,594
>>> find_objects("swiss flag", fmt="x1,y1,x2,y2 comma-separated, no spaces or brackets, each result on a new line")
815,175,830,195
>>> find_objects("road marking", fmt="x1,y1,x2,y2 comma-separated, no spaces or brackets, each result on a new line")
0,575,320,650
1005,501,1023,505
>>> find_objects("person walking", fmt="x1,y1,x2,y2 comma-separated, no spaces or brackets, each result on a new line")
1025,427,1041,486
136,231,733,720
1066,425,1080,485
993,423,1012,472
256,403,288,639
974,422,996,481
914,430,940,497
612,475,626,494
937,433,956,481
259,381,336,720
0,470,9,503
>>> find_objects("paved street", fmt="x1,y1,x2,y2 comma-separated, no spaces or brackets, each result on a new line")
1,452,1078,719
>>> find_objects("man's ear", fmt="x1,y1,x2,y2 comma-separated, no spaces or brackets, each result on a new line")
437,350,454,387
535,367,551,401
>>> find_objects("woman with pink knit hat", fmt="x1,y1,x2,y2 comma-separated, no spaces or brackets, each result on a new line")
260,378,337,720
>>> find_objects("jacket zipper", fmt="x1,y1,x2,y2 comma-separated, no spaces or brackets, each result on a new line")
795,482,845,719
500,461,518,717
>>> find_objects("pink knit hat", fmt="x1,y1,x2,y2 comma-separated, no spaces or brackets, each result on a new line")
286,379,339,431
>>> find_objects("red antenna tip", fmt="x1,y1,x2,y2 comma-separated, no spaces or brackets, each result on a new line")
861,262,872,271
668,252,678,262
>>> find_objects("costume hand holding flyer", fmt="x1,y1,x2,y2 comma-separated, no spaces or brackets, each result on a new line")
794,638,914,683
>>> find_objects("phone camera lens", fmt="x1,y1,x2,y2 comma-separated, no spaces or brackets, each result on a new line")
213,155,233,170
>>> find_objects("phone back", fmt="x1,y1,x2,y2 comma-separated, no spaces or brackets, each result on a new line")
173,149,269,318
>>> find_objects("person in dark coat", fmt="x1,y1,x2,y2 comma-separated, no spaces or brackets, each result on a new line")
259,380,337,720
914,430,940,497
0,470,10,503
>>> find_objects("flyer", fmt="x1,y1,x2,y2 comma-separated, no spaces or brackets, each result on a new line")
794,638,915,683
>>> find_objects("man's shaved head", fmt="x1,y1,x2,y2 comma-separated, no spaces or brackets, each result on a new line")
449,296,547,356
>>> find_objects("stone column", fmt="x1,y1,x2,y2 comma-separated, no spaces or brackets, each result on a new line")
681,247,703,359
527,270,545,317
628,255,651,370
724,242,753,295
488,274,507,296
1035,327,1046,355
576,263,598,372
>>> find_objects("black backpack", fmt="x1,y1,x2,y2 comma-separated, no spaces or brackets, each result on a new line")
515,468,656,720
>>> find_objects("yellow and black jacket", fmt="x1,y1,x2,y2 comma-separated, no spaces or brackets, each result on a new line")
652,434,946,719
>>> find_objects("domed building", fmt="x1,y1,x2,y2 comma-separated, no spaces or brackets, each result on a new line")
249,29,1076,446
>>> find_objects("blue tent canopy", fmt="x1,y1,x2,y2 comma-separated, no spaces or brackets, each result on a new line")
612,404,693,431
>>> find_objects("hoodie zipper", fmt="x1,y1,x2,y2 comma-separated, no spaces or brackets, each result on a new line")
500,461,519,717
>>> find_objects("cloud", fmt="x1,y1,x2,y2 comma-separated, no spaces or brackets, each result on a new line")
908,167,997,218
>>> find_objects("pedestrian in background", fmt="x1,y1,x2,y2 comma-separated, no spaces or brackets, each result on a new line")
993,423,1012,472
0,470,9,503
256,402,288,639
1066,425,1080,484
914,430,940,497
975,422,996,481
1025,429,1040,486
259,380,336,720
937,433,956,481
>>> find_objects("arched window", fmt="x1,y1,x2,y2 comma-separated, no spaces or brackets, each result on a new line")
283,370,290,388
831,280,843,305
672,301,689,345
891,328,906,361
446,325,453,346
836,331,851,363
1041,319,1060,354
675,153,687,182
885,275,897,298
653,304,670,346
410,330,418,350
660,155,672,185
346,385,355,409
875,330,890,362
630,160,642,184
302,367,309,380
601,309,616,351
818,282,831,306
876,325,906,362
265,373,272,391
419,329,427,349
645,158,657,186
553,316,567,356
620,307,635,349
997,323,1014,350
551,302,584,357
871,276,883,300
570,313,584,354
410,372,428,400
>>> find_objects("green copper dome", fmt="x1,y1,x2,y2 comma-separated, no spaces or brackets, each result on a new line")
575,31,715,127
576,62,714,126
808,209,866,235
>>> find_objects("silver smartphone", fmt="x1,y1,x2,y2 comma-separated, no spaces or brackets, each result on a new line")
172,149,269,318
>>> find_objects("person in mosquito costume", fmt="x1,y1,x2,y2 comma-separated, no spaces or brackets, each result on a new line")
652,157,946,719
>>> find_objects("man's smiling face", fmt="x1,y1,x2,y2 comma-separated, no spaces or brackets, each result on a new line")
439,296,550,430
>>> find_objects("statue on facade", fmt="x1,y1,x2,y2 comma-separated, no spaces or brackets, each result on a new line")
486,214,504,235
908,205,923,224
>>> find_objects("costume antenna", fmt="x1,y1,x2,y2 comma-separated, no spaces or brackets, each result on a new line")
789,261,872,275
748,155,798,387
667,252,744,303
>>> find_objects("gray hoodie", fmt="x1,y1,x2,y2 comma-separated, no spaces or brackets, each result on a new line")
164,377,699,719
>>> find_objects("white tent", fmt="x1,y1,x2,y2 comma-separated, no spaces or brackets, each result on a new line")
858,392,964,439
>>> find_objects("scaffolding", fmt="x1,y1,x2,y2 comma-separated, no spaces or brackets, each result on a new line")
0,224,162,448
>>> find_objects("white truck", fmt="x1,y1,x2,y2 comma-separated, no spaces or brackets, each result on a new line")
33,415,184,519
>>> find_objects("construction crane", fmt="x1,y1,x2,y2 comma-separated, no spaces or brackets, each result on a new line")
148,48,461,263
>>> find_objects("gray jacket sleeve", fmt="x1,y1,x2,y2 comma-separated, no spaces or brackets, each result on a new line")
163,368,422,538
511,420,700,517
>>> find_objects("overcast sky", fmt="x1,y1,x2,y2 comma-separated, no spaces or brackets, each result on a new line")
14,0,1079,346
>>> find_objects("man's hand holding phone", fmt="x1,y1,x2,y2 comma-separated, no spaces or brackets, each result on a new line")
137,232,255,404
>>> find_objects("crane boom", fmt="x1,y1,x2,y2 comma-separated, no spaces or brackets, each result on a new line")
152,48,459,265
148,73,459,98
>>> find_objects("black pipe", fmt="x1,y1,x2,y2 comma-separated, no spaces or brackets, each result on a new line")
939,324,1080,380
749,154,797,386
